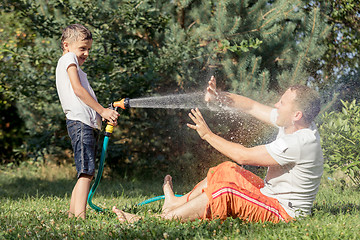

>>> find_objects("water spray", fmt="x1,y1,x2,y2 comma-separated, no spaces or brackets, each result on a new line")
116,93,211,110
88,98,184,213
88,93,230,212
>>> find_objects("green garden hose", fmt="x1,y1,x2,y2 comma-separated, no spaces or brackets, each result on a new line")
87,124,114,212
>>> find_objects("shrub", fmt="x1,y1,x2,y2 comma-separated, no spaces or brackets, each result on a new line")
319,100,360,185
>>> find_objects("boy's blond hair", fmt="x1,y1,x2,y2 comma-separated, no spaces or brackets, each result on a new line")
61,24,92,50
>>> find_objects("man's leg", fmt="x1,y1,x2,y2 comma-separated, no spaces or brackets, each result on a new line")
112,192,209,223
161,192,208,222
162,175,207,214
112,206,141,223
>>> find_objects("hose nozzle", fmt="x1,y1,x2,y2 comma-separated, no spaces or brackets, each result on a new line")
113,98,130,109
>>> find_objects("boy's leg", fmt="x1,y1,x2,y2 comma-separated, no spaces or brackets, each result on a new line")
69,181,79,217
73,174,93,219
66,120,98,219
162,175,207,214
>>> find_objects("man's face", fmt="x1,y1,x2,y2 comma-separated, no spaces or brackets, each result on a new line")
274,89,297,127
64,39,93,66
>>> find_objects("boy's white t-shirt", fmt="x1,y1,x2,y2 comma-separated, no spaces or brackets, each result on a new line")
56,52,102,130
261,109,324,218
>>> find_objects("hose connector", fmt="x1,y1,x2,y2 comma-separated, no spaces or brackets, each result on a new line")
113,98,130,110
104,124,114,136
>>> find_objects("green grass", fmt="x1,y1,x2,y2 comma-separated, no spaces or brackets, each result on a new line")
1,161,360,239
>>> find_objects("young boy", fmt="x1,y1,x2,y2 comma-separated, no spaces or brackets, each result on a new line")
56,24,119,219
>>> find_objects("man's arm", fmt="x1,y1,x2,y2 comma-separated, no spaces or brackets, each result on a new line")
187,108,279,167
206,76,274,125
67,64,119,123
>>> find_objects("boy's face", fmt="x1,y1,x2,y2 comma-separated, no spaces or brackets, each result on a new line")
63,39,93,66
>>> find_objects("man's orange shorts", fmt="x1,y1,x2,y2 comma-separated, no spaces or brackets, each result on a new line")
202,161,292,223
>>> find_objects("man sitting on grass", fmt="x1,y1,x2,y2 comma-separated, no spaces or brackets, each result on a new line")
113,76,324,223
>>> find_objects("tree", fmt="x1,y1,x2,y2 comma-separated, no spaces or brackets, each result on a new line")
153,0,331,177
1,0,174,169
1,0,331,180
306,0,360,108
162,0,330,100
0,8,29,164
319,0,359,74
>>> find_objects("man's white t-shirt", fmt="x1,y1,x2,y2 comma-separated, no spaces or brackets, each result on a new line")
56,52,102,130
261,109,324,218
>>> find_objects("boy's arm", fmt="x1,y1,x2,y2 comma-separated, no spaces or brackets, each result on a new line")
67,64,119,123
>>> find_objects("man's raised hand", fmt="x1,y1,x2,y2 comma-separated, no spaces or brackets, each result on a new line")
205,76,218,102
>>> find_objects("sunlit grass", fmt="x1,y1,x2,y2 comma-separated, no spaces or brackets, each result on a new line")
1,161,360,239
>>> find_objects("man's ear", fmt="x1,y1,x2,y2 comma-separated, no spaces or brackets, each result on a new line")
293,110,303,121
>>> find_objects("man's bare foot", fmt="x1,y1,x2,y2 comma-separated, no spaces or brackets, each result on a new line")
162,175,179,214
164,175,173,190
112,206,141,223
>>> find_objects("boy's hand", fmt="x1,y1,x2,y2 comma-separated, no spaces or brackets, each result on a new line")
205,75,218,102
101,108,120,125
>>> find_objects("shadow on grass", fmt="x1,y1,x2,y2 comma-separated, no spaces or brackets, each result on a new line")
312,202,360,215
0,177,166,200
0,177,73,199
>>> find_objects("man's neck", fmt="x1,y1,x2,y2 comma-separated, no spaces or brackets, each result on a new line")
284,122,309,134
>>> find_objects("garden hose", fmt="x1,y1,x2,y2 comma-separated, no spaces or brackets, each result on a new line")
137,194,183,206
87,123,114,212
87,100,128,212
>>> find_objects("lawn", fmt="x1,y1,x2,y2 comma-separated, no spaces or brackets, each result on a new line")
1,161,359,239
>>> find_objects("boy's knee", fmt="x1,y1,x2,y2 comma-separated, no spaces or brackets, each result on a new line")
79,173,94,181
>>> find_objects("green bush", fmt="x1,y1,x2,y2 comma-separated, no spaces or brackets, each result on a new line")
319,100,360,185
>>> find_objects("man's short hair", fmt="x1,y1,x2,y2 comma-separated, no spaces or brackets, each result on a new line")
61,24,92,50
289,85,321,124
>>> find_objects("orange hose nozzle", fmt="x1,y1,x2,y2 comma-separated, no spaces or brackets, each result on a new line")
113,98,130,109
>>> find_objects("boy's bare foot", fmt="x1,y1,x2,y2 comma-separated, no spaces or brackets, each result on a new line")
112,206,141,223
162,175,178,214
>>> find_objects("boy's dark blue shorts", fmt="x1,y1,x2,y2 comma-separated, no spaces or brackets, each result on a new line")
66,119,99,178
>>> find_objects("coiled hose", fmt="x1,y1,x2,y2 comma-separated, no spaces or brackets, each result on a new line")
87,123,183,212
